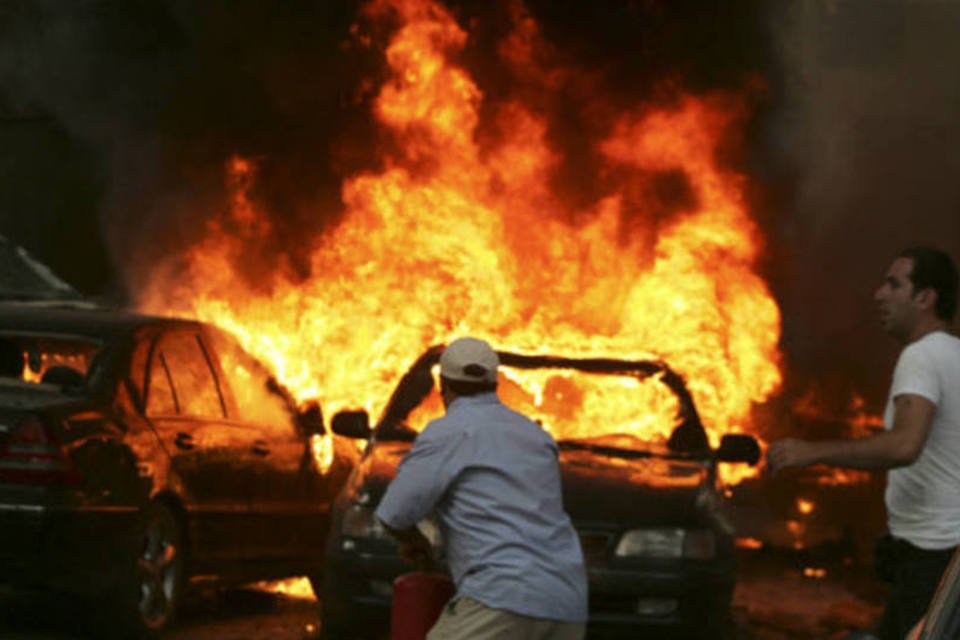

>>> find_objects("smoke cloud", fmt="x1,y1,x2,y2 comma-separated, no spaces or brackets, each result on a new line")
766,1,960,405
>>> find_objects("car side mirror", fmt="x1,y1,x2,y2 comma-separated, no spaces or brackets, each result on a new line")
716,434,761,465
298,400,325,435
331,410,372,439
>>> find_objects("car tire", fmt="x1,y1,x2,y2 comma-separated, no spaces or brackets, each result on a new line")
103,501,187,639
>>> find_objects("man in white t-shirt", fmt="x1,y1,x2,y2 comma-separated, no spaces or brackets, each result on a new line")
768,246,960,640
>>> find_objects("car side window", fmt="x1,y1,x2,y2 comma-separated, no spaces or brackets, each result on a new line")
154,332,226,420
205,329,296,436
146,349,178,417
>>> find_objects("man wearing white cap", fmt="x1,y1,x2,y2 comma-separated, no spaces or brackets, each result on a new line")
376,337,588,639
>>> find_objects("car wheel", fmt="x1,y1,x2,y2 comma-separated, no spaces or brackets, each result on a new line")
104,502,186,638
136,503,185,631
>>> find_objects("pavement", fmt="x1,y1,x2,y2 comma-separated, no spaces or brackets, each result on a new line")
0,551,887,640
732,551,885,639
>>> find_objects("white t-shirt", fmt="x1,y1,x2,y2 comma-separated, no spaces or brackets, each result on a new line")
884,330,960,550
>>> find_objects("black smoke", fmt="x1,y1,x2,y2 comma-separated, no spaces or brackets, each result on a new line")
765,2,960,406
0,1,374,297
0,0,778,297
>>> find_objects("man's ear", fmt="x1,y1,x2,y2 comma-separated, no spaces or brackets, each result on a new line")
915,287,938,312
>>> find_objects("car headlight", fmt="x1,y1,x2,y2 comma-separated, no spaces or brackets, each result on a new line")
341,504,392,541
614,528,715,559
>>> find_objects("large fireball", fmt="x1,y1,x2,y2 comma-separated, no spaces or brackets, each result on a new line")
140,0,782,466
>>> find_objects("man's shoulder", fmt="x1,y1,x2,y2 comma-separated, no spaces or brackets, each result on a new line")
930,331,960,350
445,396,552,439
417,415,465,445
902,331,960,362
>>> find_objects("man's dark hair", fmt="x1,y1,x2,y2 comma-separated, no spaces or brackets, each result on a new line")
440,376,497,397
900,246,959,321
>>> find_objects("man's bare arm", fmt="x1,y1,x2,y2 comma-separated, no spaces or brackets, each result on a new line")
767,394,936,472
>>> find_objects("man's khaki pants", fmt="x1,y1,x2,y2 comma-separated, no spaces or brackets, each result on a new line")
426,596,585,640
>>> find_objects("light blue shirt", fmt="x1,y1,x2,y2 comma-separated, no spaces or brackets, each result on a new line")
376,392,588,623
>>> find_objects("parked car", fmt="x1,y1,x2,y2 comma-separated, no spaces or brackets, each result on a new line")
322,346,760,639
0,301,355,637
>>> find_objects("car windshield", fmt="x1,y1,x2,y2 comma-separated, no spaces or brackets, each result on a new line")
375,354,708,455
0,332,102,392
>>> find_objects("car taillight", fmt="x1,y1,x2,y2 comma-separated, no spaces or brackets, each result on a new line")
0,417,82,486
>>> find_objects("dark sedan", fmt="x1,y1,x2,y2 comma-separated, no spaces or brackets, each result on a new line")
0,301,355,637
321,346,759,639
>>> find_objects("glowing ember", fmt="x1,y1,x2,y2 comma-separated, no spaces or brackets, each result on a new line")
786,519,806,550
814,468,872,487
796,498,815,516
139,0,782,480
793,390,884,439
735,537,764,550
789,391,880,486
847,394,884,436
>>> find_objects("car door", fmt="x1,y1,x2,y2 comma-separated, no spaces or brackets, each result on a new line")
143,328,257,565
202,328,333,563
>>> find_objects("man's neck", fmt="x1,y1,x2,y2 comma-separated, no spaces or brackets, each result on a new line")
904,318,948,345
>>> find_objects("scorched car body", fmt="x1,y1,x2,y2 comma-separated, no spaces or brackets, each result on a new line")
321,346,759,639
0,301,355,637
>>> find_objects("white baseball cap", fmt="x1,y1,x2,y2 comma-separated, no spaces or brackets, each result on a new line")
439,337,499,384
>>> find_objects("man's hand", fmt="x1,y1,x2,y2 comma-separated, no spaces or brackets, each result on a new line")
398,537,433,570
767,438,819,474
382,520,434,571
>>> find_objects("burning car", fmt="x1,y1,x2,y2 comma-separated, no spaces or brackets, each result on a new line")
321,345,760,639
0,301,355,637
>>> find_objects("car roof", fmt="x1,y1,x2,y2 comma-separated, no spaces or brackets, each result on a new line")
0,301,196,340
409,344,672,378
381,344,707,451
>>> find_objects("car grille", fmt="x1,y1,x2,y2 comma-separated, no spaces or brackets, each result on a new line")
578,530,613,566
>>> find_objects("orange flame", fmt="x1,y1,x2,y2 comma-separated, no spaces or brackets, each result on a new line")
792,390,884,439
250,577,316,601
789,390,880,485
139,0,781,479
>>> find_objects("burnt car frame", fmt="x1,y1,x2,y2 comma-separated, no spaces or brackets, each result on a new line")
321,346,759,639
0,302,354,637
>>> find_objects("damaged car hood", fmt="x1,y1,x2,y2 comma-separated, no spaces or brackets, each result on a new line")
353,438,710,527
558,446,708,526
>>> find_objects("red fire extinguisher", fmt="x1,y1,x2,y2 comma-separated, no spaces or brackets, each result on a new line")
391,571,455,640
